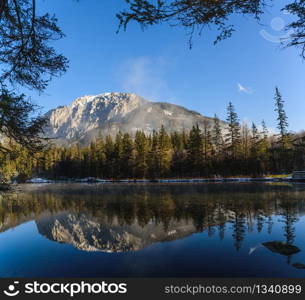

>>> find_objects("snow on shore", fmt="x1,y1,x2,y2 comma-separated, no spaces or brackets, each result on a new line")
24,176,294,184
26,178,54,183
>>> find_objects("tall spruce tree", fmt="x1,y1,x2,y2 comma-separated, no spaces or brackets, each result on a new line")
147,131,159,178
241,122,251,161
121,133,134,179
134,131,149,178
187,125,204,176
104,135,115,178
157,125,172,177
96,136,106,178
225,102,241,160
171,131,187,177
250,123,259,157
212,114,223,157
113,132,124,178
274,87,290,150
249,122,261,175
258,120,270,174
203,120,213,161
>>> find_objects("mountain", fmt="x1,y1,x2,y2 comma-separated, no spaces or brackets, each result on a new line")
44,92,222,145
36,212,197,252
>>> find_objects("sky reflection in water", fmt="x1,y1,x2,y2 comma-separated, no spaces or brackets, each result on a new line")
0,182,305,277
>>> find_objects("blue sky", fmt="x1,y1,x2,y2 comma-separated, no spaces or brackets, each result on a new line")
31,0,305,132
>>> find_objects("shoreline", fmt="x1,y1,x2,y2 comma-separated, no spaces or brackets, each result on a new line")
21,176,305,184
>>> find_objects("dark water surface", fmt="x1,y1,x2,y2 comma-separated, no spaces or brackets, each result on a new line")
1,182,305,277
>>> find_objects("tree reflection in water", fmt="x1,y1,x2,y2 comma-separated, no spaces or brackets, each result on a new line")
0,183,303,260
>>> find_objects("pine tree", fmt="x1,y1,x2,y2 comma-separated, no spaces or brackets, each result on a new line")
258,120,270,174
88,141,100,177
241,122,251,161
96,136,106,178
274,87,291,150
171,131,187,177
104,135,115,178
212,114,223,156
147,131,159,179
113,132,124,178
134,131,149,178
186,125,203,176
262,120,268,140
157,125,172,177
249,122,260,175
69,145,81,178
81,146,90,178
121,133,134,179
250,122,259,158
202,120,213,176
203,120,213,161
225,102,241,160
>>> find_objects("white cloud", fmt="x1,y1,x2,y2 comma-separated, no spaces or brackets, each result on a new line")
116,56,174,101
237,83,254,94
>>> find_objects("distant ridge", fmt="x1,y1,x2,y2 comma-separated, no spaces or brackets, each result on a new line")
44,92,224,145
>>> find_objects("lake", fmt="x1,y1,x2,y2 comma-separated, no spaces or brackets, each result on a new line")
0,182,305,277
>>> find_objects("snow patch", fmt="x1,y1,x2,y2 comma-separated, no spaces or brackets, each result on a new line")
27,178,53,183
77,177,106,183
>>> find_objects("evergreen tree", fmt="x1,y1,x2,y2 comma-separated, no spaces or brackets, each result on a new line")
121,133,134,179
250,123,259,157
274,87,291,150
249,122,261,175
96,136,106,178
203,120,213,161
171,131,187,177
156,125,172,177
241,122,251,161
212,114,223,156
114,132,124,178
134,131,149,178
225,102,241,160
187,125,203,177
202,120,213,176
147,131,159,179
258,120,270,174
104,135,115,178
69,145,81,178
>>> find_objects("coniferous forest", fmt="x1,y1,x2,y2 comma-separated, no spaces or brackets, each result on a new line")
1,88,305,182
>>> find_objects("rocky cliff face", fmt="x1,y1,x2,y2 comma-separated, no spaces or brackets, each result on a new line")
44,92,220,145
36,212,197,252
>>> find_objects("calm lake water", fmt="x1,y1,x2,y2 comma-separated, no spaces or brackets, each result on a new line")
1,182,305,277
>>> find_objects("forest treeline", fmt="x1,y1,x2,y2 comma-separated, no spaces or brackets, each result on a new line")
1,88,305,182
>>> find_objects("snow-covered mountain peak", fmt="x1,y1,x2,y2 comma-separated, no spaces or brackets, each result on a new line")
69,92,146,108
71,95,96,108
44,92,220,146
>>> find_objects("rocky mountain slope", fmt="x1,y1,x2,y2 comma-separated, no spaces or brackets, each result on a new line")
44,92,222,145
36,212,197,252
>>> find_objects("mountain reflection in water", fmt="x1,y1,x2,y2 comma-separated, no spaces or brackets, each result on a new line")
1,183,305,277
